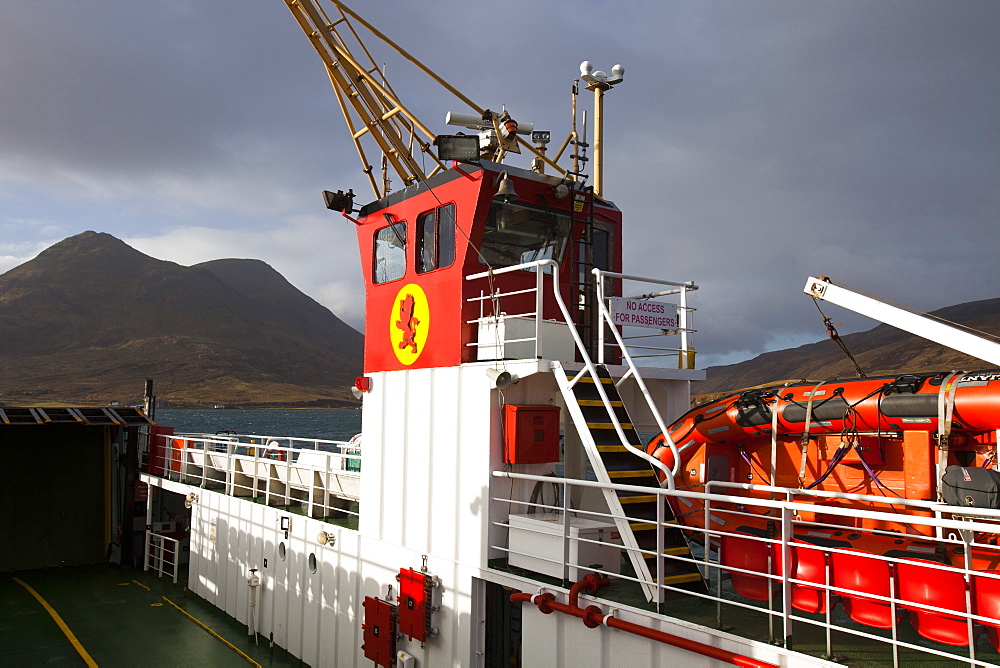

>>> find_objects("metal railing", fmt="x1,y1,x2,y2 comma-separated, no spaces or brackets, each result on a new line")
145,432,361,522
465,259,557,360
593,269,698,367
466,259,695,482
145,532,181,584
491,470,1000,667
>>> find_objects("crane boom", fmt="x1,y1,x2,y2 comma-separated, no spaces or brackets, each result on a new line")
283,0,446,197
283,0,567,199
804,276,1000,366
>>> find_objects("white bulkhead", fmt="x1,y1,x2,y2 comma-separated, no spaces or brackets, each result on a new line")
154,356,825,667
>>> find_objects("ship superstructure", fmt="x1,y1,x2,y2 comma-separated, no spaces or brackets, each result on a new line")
131,2,1000,666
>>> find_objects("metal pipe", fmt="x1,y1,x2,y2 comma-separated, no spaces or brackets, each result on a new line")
511,575,778,668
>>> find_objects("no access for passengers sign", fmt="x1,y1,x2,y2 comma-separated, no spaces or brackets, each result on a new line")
610,297,678,330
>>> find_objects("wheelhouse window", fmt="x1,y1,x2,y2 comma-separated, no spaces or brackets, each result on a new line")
478,202,571,269
417,203,456,273
373,221,407,284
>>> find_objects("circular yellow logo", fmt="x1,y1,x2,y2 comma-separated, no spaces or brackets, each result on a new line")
389,283,430,365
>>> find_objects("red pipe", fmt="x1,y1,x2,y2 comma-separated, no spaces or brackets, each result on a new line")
511,576,778,668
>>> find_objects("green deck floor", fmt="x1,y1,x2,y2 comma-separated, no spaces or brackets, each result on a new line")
1,564,302,667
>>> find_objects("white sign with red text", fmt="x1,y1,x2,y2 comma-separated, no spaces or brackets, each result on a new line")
610,297,678,330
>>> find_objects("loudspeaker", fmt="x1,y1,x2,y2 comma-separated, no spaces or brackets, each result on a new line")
486,368,512,389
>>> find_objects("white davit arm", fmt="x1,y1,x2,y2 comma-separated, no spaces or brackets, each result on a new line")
804,276,1000,366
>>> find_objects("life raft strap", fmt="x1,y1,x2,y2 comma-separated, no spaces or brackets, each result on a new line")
797,381,828,487
770,392,780,492
935,372,962,501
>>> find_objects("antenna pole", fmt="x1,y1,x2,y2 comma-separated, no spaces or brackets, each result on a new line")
580,63,624,198
592,82,607,197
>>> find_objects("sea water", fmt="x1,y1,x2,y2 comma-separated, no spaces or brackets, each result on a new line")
155,408,362,441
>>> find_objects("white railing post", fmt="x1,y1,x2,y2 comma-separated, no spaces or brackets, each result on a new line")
561,480,571,584
596,274,606,364
655,495,665,605
144,531,151,572
226,442,234,496
679,284,689,367
780,506,793,648
536,265,544,359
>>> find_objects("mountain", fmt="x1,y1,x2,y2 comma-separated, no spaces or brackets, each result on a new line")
696,297,1000,399
0,231,363,407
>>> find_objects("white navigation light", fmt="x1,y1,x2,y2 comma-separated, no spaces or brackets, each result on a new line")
609,64,625,84
580,61,593,77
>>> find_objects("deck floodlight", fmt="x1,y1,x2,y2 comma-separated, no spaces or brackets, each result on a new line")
184,492,198,509
323,189,355,213
434,134,480,162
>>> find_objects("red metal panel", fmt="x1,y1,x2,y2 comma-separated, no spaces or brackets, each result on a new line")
397,568,432,641
357,169,487,374
355,164,624,374
503,405,561,464
146,426,175,476
361,596,396,667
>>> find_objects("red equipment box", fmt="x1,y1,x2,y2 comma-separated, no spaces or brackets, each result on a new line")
361,596,397,667
503,404,561,464
398,568,434,641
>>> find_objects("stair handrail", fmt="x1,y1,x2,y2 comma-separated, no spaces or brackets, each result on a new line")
467,260,674,485
593,269,695,481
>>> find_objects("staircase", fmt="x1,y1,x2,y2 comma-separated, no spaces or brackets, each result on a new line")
555,362,705,602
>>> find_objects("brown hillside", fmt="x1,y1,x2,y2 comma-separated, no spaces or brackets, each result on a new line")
696,297,1000,401
0,231,363,407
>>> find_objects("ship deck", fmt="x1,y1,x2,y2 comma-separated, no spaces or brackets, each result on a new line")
1,564,300,667
492,556,1000,667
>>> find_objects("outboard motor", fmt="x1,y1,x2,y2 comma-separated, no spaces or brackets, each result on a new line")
942,465,1000,509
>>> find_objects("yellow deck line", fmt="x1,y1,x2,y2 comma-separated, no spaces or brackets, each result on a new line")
596,445,629,453
13,577,97,668
577,399,623,407
587,422,633,430
161,596,262,667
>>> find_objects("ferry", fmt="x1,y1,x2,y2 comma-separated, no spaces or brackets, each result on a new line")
138,2,1000,664
4,1,999,666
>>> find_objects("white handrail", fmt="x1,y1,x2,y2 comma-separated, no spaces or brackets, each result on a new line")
592,268,688,480
144,531,180,584
492,469,1000,666
148,433,363,516
466,259,675,485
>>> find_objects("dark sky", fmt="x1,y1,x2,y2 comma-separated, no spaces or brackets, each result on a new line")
1,0,997,366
